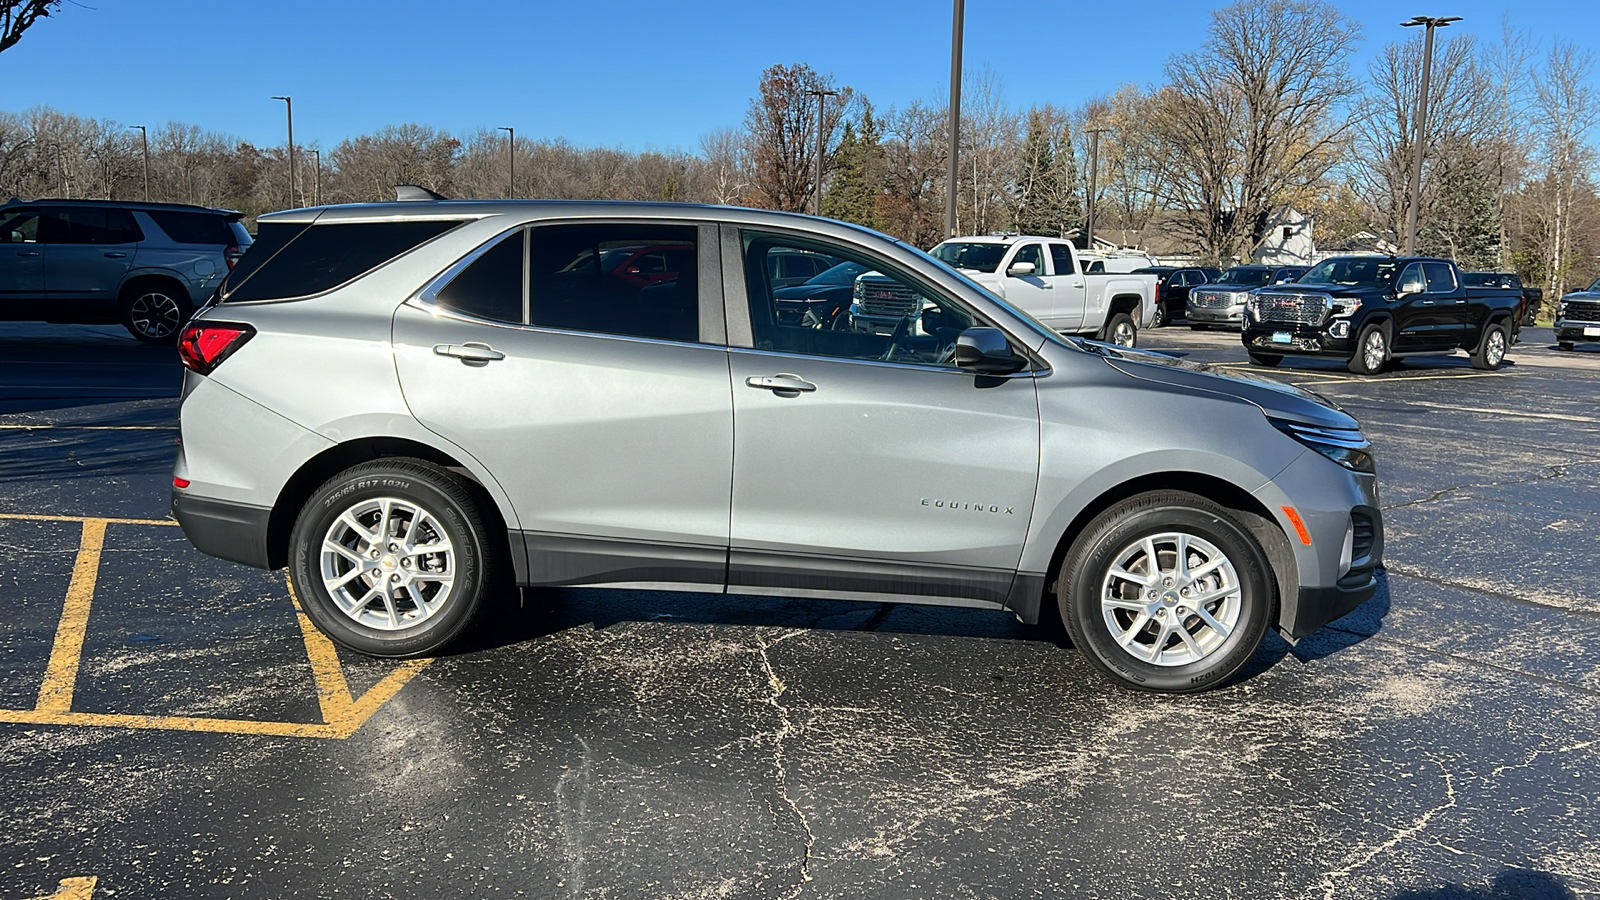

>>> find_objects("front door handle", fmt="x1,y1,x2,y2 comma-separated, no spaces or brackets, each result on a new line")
745,373,816,395
103,251,127,258
433,342,506,366
1420,299,1435,305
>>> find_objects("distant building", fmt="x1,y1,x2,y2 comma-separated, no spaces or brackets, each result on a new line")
1252,207,1316,265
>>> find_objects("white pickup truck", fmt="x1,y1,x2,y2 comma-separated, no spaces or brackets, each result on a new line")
925,235,1158,346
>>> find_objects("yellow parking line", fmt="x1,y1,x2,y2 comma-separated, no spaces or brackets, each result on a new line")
29,876,97,900
0,515,431,740
36,520,106,714
0,512,176,527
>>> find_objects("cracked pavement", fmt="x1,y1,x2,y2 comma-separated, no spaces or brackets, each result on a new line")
2,323,1598,898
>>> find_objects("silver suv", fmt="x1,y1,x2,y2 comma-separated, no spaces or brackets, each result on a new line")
171,199,1382,693
0,198,250,342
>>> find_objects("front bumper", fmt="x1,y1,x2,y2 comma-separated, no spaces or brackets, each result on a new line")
1555,320,1600,343
172,489,274,569
1242,321,1356,358
1187,304,1245,325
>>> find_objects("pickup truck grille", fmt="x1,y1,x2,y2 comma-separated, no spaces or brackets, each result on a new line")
1190,289,1244,309
1565,300,1600,322
1253,291,1330,327
856,280,921,319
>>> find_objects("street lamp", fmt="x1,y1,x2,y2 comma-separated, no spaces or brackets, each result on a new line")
1401,15,1461,254
498,126,515,199
1085,125,1108,250
272,96,295,208
131,125,149,201
945,0,965,237
311,148,322,206
804,89,838,217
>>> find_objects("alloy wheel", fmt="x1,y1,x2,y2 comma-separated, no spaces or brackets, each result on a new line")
1099,531,1243,667
319,496,456,631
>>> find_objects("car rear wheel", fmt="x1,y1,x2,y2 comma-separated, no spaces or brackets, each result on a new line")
1058,491,1276,693
289,458,494,658
121,284,190,344
1471,322,1509,370
1104,312,1137,348
1348,323,1388,375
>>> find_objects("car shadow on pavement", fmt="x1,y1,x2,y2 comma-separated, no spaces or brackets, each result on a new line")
1390,868,1579,900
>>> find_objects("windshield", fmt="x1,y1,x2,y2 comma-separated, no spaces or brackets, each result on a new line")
1217,268,1271,286
807,260,870,286
930,241,1008,274
1300,258,1401,289
1588,277,1600,292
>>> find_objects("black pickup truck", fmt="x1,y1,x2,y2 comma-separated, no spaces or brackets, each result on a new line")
1463,271,1542,327
1241,256,1524,374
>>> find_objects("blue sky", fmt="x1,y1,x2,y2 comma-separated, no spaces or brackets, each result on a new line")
2,0,1595,153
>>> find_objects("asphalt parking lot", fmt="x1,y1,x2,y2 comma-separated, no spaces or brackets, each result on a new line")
2,320,1598,899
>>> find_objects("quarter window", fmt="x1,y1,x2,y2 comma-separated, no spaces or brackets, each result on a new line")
435,229,525,324
527,223,699,343
742,231,988,370
222,219,462,302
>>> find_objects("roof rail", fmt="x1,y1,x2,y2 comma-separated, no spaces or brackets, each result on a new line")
395,184,449,202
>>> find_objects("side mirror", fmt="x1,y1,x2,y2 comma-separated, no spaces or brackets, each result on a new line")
1007,261,1037,277
1398,278,1424,296
954,327,1026,374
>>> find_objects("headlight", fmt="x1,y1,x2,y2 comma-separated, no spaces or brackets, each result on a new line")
1270,418,1375,473
1557,301,1567,319
1330,298,1363,317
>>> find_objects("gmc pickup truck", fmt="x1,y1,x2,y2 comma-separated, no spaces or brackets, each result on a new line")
1241,256,1523,374
1554,277,1600,350
923,235,1157,347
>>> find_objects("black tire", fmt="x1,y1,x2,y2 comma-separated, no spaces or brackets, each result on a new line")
1247,351,1282,367
1348,322,1388,375
1558,341,1575,352
1150,303,1168,328
1058,491,1277,693
1103,312,1137,348
289,458,495,658
1471,322,1509,370
120,281,191,344
1189,323,1207,331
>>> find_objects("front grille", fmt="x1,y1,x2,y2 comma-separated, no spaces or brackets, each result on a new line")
1253,291,1330,327
856,280,921,319
1190,289,1243,309
1565,300,1600,322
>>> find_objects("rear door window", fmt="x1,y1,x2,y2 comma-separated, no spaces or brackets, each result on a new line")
221,219,463,302
39,208,141,245
527,223,699,342
1049,244,1076,277
1423,262,1457,292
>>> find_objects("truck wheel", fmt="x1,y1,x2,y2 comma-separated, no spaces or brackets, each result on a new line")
1104,313,1137,348
1247,352,1282,367
1057,491,1277,693
1189,323,1208,331
1151,304,1168,328
1348,323,1388,375
1471,323,1509,370
1558,341,1574,352
289,458,494,658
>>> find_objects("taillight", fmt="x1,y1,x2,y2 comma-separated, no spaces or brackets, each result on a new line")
178,322,255,375
224,244,244,269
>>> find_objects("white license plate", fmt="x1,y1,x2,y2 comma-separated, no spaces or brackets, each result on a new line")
1585,327,1600,337
1271,331,1292,344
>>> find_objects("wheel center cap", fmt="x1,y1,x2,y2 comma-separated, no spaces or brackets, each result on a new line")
1162,591,1181,606
381,555,398,569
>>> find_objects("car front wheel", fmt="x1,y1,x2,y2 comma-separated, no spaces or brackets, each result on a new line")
1058,491,1277,693
289,458,494,658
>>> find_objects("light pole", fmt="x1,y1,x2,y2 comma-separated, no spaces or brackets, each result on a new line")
311,149,322,206
804,89,838,217
272,96,295,208
1401,15,1461,254
131,125,150,200
1085,125,1108,251
945,0,965,237
499,126,515,199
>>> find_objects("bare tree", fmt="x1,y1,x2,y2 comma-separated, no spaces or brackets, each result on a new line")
1075,86,1165,240
698,127,748,206
328,124,460,203
1,0,59,54
878,100,948,249
743,63,852,212
1146,0,1361,263
1531,39,1600,296
957,66,1020,235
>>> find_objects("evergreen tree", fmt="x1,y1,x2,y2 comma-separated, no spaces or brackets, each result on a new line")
1013,110,1056,235
1420,144,1500,270
821,101,886,229
1048,118,1084,234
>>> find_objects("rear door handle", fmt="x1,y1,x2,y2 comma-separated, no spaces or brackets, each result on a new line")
745,374,816,395
103,252,127,258
15,250,40,258
433,342,506,365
